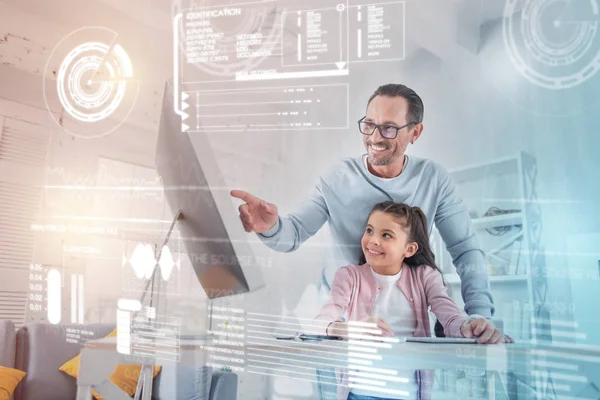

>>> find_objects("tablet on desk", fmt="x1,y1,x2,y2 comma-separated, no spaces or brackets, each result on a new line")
274,333,343,341
405,337,478,344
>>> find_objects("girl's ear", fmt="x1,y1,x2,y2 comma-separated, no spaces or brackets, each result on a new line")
404,242,418,258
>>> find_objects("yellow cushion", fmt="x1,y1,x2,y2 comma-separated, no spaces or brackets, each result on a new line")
59,329,161,400
0,366,26,400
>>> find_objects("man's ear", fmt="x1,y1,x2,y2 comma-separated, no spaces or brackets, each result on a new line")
411,123,424,144
404,242,418,258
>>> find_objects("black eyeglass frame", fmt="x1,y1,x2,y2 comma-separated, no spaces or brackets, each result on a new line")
358,116,418,139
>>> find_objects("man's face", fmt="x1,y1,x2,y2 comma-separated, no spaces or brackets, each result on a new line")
363,95,413,167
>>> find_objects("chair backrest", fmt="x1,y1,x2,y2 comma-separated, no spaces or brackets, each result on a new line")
14,323,114,400
0,319,16,368
153,365,213,400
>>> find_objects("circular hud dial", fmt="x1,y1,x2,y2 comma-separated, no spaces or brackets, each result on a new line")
503,0,600,89
43,27,139,138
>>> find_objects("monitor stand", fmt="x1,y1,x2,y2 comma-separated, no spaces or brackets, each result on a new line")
133,210,182,400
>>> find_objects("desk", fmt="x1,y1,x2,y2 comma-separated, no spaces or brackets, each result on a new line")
76,338,600,400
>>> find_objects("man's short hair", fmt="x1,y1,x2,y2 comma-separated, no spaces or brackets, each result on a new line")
367,84,424,124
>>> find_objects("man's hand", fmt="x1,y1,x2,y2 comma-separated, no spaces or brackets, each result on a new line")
230,190,279,233
460,317,504,344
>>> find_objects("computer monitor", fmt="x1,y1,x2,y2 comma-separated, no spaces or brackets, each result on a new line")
155,81,265,299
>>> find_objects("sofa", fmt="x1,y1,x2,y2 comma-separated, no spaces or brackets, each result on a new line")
0,320,237,400
0,320,16,371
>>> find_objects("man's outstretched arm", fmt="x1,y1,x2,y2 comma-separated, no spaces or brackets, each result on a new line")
231,178,329,253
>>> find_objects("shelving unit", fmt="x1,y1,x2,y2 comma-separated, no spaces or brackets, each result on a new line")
471,212,524,230
431,152,548,343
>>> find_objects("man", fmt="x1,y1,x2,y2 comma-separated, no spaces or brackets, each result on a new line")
231,83,503,342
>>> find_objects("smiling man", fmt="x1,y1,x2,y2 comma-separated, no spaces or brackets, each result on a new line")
231,83,495,330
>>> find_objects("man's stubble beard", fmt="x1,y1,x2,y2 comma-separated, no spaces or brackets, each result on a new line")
368,148,402,166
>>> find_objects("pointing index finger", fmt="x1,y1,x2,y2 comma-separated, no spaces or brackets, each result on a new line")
230,190,257,204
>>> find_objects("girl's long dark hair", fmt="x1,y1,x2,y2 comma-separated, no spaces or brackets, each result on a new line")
359,201,445,283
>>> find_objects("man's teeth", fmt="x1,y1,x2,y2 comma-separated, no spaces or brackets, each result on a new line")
371,144,387,151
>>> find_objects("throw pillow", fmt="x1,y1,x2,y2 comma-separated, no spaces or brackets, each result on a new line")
0,366,26,400
59,329,161,399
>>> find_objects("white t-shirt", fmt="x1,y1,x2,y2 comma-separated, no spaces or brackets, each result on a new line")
370,267,417,337
350,267,418,399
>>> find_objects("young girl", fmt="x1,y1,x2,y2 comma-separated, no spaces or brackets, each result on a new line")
314,201,506,400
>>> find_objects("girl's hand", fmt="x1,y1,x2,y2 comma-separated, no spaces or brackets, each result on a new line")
326,321,349,338
358,316,394,337
326,317,394,340
460,317,504,344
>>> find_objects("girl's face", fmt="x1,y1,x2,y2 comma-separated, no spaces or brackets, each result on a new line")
361,211,418,272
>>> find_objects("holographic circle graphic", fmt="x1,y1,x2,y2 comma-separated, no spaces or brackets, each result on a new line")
56,42,128,122
503,0,600,90
43,27,139,139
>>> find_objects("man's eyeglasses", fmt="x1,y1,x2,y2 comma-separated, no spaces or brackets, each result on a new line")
358,116,417,140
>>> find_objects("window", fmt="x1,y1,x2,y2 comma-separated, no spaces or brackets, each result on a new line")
0,116,48,327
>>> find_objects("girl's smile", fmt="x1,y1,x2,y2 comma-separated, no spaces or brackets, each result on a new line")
365,248,385,256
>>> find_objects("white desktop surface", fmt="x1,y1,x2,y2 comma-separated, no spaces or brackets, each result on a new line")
76,336,517,399
76,336,600,400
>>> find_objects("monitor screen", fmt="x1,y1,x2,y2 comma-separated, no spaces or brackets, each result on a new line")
155,81,265,299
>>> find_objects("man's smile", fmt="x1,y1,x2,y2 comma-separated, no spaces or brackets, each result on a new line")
369,143,390,153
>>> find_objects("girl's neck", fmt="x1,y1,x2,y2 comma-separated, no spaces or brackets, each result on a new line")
370,261,404,276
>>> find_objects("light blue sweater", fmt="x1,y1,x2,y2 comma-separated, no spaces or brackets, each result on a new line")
258,154,494,317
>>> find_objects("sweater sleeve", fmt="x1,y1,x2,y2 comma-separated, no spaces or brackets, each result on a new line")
313,266,353,335
256,176,329,253
434,165,495,317
423,267,468,338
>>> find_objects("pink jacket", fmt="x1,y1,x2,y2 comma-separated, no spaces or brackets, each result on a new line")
314,263,469,400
